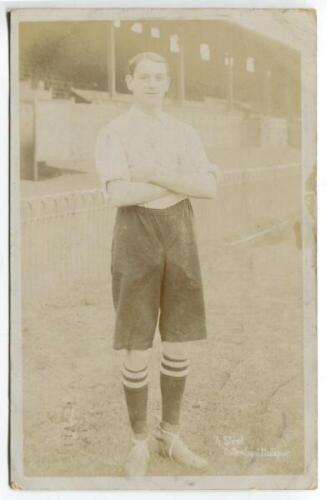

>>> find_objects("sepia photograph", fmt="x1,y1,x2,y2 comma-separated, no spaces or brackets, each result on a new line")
9,8,317,490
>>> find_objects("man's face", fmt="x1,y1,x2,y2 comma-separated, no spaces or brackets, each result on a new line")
125,58,170,108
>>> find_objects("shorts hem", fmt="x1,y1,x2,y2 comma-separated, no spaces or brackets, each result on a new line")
161,338,207,344
112,343,154,351
160,331,207,343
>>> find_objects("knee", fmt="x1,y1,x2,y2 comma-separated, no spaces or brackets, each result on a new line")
120,348,152,371
162,341,188,360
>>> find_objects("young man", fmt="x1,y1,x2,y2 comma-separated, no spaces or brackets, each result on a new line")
95,52,218,476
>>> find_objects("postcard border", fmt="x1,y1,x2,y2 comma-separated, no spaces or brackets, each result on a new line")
9,7,317,490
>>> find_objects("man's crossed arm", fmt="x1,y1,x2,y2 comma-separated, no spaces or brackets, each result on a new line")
106,180,172,207
107,165,217,207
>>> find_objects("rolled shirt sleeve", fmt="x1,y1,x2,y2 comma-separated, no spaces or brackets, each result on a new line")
95,126,130,191
183,125,219,180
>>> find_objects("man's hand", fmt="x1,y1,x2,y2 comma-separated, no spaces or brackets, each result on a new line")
130,163,156,183
150,169,217,199
106,179,173,207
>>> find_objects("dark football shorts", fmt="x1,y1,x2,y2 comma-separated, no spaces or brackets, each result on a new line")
110,198,207,350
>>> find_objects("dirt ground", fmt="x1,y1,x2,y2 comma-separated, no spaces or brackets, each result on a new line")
22,226,304,477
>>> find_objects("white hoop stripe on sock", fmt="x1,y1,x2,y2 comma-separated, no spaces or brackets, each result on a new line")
160,366,189,378
121,365,149,389
161,354,190,369
122,364,148,379
123,377,149,389
160,355,189,378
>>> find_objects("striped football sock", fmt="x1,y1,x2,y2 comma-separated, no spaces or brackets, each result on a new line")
160,353,189,426
121,364,149,436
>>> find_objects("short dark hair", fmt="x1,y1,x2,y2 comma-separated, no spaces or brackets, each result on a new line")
126,52,170,77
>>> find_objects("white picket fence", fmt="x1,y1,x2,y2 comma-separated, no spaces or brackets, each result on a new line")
21,164,301,302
